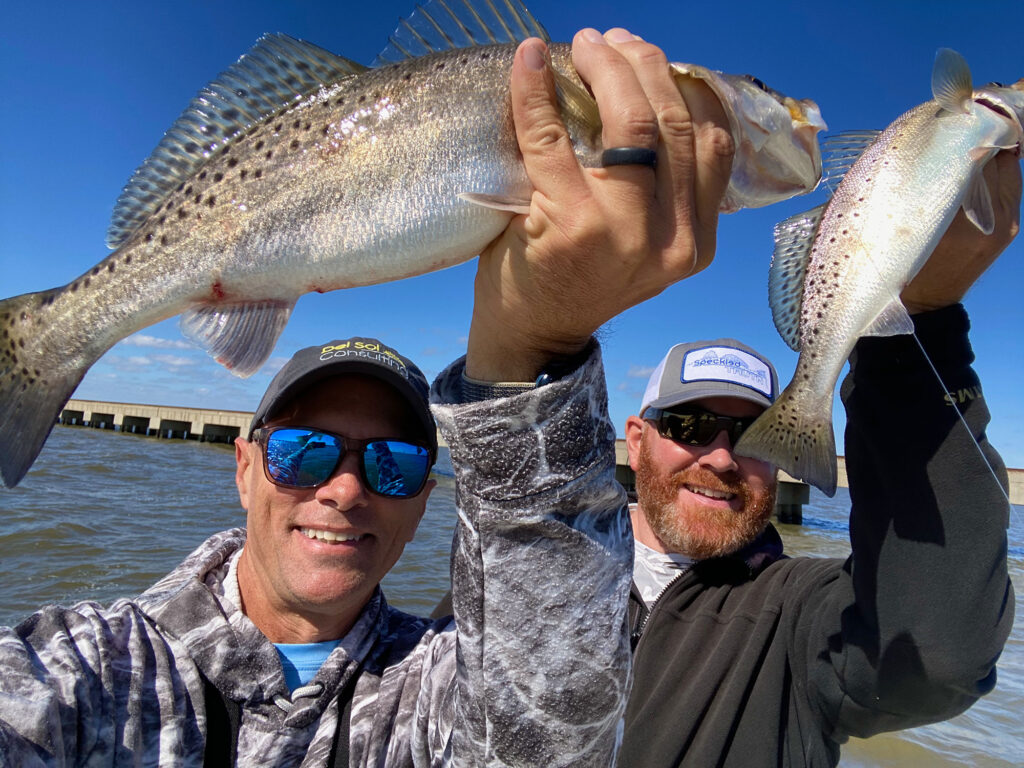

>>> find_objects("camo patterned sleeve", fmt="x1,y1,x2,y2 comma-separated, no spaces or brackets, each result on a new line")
428,341,634,767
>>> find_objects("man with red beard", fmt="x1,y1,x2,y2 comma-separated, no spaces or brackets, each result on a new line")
626,339,780,570
620,313,1013,764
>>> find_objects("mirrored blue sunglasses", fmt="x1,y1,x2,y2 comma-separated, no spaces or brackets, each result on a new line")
252,426,433,498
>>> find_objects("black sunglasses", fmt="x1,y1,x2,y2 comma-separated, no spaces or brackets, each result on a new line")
643,406,760,448
252,426,434,498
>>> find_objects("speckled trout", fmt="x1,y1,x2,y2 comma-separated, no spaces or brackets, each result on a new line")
0,0,826,488
735,49,1024,496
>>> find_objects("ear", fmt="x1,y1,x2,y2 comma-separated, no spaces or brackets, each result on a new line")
234,436,256,510
625,415,646,471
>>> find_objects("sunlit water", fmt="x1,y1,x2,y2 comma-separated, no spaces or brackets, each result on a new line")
1,426,1020,765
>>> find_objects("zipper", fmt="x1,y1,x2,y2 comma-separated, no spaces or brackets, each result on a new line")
632,569,687,649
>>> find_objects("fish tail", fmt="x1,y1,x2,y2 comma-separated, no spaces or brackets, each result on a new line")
0,289,93,488
734,386,838,496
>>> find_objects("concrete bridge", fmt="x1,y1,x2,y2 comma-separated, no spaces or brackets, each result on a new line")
61,398,251,443
60,399,1023,514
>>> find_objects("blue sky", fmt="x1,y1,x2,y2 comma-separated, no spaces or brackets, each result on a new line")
2,0,1022,468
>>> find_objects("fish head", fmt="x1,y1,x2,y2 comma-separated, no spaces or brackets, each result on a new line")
670,63,826,213
974,79,1024,147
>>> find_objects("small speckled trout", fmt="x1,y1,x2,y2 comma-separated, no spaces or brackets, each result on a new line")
0,0,825,488
735,49,1024,496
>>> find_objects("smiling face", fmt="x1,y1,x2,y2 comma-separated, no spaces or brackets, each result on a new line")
625,396,776,560
234,374,434,643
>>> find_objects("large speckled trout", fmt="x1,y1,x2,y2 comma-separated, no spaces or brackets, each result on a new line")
0,0,825,488
735,49,1024,496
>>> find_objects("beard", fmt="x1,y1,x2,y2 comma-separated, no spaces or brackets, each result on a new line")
634,436,776,560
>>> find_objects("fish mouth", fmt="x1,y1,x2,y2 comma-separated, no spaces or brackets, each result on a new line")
974,85,1024,141
975,96,1016,121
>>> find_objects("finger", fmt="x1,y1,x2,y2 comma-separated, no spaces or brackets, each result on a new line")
571,28,659,171
673,75,734,272
993,149,1022,241
601,33,733,274
509,37,586,205
601,33,701,268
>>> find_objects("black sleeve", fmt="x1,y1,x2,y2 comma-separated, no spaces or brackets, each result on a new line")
822,304,1014,737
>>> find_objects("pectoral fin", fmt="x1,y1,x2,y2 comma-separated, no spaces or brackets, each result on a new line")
932,48,973,115
962,166,996,235
458,192,531,214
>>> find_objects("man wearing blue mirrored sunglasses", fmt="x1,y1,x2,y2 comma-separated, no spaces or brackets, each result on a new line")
0,26,742,767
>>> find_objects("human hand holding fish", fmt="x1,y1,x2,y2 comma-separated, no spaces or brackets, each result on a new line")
901,147,1022,314
465,29,734,382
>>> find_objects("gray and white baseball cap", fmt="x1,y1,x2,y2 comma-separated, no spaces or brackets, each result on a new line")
640,338,779,416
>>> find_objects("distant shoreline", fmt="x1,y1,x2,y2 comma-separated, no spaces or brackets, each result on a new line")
59,398,1024,505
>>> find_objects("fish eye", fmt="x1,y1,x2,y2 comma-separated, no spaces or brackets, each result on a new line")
744,75,769,91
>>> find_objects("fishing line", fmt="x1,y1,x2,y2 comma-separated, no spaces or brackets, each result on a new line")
856,236,1018,526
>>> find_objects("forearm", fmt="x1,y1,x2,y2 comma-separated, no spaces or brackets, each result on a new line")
430,343,632,767
836,304,1013,724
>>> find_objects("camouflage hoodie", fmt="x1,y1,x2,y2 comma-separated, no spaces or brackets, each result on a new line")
0,344,633,767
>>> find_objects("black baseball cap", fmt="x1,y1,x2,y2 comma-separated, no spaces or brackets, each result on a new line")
248,336,436,454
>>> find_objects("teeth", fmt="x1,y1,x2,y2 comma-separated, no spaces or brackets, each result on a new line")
689,486,733,500
300,527,364,543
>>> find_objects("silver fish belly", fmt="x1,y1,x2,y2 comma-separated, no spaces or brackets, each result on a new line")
735,50,1023,495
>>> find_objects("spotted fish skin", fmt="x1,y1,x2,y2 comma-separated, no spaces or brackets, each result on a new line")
0,0,824,489
735,50,1024,495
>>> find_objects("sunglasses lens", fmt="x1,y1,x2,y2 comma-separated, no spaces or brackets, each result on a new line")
265,428,343,487
662,411,714,445
363,440,431,497
659,409,754,447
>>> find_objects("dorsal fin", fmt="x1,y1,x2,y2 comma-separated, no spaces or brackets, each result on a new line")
107,34,366,249
374,0,550,65
819,131,881,192
931,48,973,115
769,203,827,351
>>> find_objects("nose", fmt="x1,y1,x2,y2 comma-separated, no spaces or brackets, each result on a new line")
696,429,739,473
314,451,369,509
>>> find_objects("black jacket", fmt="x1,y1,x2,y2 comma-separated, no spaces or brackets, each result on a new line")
619,305,1014,767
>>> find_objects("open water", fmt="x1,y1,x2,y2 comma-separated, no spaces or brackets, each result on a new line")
1,425,1021,766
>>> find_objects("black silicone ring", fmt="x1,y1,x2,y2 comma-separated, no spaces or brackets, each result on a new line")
600,147,658,169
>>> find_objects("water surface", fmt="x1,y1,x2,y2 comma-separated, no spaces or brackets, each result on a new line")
0,426,1020,765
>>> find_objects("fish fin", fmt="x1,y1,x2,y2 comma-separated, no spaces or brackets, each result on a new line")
931,48,973,115
181,299,295,377
769,204,827,351
962,166,996,234
734,387,838,496
862,297,914,338
107,35,366,249
0,290,93,488
375,0,550,65
458,192,531,214
820,131,881,191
